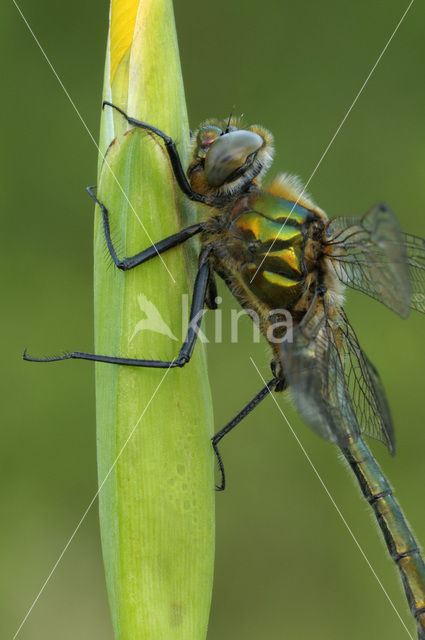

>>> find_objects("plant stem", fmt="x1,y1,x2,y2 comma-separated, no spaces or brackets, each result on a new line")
94,2,215,638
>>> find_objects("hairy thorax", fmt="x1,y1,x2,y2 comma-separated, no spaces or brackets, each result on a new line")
200,174,345,382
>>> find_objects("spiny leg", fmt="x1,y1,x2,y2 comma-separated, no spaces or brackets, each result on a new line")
24,249,212,368
87,186,203,271
212,377,279,491
103,101,212,205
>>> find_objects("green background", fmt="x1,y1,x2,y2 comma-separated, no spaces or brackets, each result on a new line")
2,1,424,638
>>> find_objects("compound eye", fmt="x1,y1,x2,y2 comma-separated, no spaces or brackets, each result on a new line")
204,129,263,187
196,126,222,158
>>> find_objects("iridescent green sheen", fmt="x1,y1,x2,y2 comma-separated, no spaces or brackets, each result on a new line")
253,191,312,226
229,191,307,309
240,263,302,309
196,126,222,159
234,210,302,246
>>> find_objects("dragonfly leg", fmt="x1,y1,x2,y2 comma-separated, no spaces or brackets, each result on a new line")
87,186,203,271
205,272,219,309
24,248,212,368
103,101,212,205
212,378,280,491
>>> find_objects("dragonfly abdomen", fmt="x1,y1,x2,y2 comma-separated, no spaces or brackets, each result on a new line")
342,437,425,638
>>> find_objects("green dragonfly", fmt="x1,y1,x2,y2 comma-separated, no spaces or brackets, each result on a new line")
25,102,425,638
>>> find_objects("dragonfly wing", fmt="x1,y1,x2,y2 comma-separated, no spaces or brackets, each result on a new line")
282,307,395,454
336,309,395,453
401,233,425,313
282,314,357,445
327,204,411,318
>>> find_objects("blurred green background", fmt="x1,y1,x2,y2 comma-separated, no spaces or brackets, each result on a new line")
2,1,424,638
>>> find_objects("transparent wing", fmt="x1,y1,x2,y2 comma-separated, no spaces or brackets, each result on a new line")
327,204,411,318
282,306,395,454
401,233,425,313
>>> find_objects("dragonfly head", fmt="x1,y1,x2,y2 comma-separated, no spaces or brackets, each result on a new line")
188,118,274,199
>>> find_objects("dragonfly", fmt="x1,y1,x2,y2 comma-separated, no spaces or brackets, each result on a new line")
25,101,425,638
